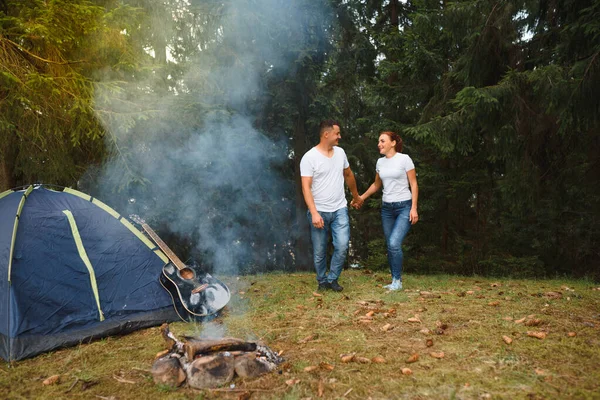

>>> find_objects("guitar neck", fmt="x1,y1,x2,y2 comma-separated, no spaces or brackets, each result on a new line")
141,223,187,271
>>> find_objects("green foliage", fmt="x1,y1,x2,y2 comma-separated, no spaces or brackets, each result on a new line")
1,0,598,277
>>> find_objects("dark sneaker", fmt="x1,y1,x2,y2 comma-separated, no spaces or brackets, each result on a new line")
329,280,344,292
318,282,331,291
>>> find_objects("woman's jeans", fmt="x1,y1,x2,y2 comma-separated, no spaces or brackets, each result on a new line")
307,207,350,284
381,200,412,280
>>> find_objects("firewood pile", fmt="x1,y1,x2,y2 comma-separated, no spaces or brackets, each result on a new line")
151,324,284,389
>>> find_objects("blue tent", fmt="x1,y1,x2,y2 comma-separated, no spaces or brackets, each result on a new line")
0,185,178,361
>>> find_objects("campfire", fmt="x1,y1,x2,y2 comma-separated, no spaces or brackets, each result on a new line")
152,324,284,389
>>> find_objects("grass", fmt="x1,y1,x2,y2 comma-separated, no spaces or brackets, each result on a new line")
1,270,600,399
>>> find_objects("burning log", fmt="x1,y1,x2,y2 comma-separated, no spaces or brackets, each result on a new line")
152,324,283,389
183,337,257,360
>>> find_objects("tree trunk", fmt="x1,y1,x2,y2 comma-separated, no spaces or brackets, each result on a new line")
387,0,399,85
293,70,312,271
0,130,17,191
293,113,312,271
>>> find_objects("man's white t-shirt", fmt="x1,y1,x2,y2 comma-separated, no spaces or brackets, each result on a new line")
300,146,350,212
376,153,415,203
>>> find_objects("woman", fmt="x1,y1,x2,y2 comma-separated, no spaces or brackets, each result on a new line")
356,131,418,290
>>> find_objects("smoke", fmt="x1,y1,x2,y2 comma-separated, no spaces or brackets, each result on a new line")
90,0,331,275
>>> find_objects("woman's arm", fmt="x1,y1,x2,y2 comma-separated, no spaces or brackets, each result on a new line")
360,173,383,201
407,169,419,224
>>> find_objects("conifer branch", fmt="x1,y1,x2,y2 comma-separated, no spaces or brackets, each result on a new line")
2,37,86,65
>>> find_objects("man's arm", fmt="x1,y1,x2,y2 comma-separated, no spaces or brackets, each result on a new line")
344,167,363,208
301,176,324,229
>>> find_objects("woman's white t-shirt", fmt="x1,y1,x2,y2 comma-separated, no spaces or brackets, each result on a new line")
376,153,415,203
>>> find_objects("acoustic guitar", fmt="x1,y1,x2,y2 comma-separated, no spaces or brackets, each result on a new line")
129,214,230,322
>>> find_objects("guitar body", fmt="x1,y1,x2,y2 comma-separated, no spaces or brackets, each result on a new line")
160,262,231,322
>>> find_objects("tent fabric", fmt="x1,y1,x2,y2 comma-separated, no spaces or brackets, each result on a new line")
0,185,178,361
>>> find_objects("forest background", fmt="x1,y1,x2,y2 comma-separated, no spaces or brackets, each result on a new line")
1,0,598,280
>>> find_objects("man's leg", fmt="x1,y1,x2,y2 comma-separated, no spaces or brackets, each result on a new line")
307,210,329,286
328,207,350,286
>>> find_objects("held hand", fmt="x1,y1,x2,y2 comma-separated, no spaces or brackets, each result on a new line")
351,195,364,209
312,212,324,229
410,208,419,225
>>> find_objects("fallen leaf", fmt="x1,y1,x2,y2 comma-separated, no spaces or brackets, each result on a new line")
466,290,474,295
419,328,432,335
285,378,300,386
503,316,513,321
381,323,394,332
457,292,466,297
358,319,373,324
353,309,362,316
430,352,445,359
237,392,251,400
371,356,386,363
407,317,421,323
524,319,543,327
527,331,547,340
435,321,449,330
112,375,136,384
515,317,526,324
534,368,546,375
406,353,419,363
313,292,323,297
318,379,325,397
420,292,442,299
488,301,500,307
544,291,562,299
42,375,60,385
319,362,335,371
298,334,316,343
304,365,318,372
567,332,577,337
401,368,413,375
354,356,371,364
340,353,355,363
502,335,513,344
426,338,434,347
365,311,375,318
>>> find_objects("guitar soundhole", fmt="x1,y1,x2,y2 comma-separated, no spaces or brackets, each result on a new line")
179,268,195,280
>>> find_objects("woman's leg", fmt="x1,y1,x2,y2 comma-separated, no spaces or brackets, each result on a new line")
384,201,412,281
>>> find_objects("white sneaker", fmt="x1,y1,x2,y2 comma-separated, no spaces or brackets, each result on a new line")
389,279,402,291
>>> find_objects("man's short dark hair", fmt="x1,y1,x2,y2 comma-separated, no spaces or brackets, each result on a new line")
319,120,340,136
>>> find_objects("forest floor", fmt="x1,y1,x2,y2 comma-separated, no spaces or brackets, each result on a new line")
2,270,599,399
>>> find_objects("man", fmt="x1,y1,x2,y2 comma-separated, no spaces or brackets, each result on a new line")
300,120,363,292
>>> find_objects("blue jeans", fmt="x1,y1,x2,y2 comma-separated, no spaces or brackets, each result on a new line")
381,200,412,280
307,208,350,284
